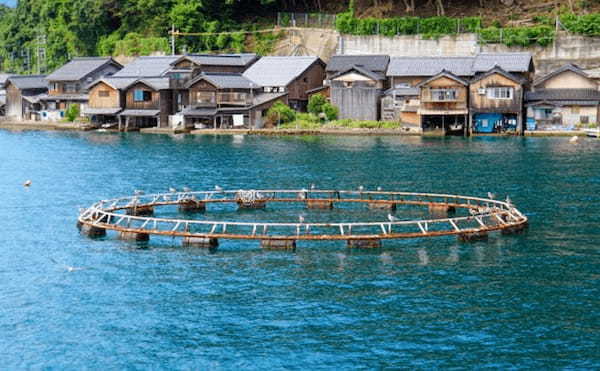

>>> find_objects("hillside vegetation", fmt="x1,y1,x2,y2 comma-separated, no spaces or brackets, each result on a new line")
2,0,600,73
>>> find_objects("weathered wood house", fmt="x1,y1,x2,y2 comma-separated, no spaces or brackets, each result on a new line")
326,55,390,121
417,70,469,135
525,64,600,131
118,78,172,130
469,66,527,134
40,57,122,121
84,77,136,124
243,56,325,111
178,72,286,129
5,75,48,121
381,86,420,127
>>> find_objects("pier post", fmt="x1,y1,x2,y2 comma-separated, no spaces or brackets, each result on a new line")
182,237,219,249
126,205,154,216
429,203,456,216
80,224,107,238
306,199,334,209
119,231,150,242
260,239,296,251
237,200,267,210
347,239,381,248
178,199,206,213
501,222,528,235
457,231,488,242
367,202,396,211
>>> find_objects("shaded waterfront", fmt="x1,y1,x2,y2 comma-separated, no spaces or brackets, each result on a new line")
1,130,600,368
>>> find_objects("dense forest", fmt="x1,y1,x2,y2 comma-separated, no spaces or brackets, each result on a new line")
1,0,600,73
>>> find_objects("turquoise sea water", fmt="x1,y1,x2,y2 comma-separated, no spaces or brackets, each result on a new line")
1,130,599,369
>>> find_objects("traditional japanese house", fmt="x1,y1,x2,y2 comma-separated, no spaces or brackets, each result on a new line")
525,64,600,131
118,78,172,130
385,53,533,128
469,66,527,134
243,56,325,111
178,72,286,129
417,70,469,135
325,55,389,120
84,77,136,125
5,75,48,121
40,57,122,121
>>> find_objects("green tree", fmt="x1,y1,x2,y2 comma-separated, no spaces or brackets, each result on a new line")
307,93,327,115
266,101,296,126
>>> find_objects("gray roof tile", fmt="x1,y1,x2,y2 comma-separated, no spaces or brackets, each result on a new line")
243,56,321,87
8,75,48,90
472,53,532,73
187,73,258,89
46,57,120,81
387,57,475,77
327,55,390,73
113,56,181,77
526,89,600,102
174,53,258,67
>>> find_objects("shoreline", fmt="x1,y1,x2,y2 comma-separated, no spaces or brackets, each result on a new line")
0,121,591,137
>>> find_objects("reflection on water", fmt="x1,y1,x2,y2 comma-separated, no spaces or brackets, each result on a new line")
1,131,600,368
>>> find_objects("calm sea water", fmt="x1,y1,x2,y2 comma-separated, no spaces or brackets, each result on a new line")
1,130,599,369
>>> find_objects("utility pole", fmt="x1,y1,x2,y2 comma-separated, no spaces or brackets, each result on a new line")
171,24,176,55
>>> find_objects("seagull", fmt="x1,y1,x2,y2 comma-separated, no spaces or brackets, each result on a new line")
214,185,223,192
50,257,85,272
298,215,305,223
387,214,398,222
23,180,32,187
506,195,512,205
569,135,579,144
377,186,382,192
169,187,177,193
358,185,364,192
310,183,316,190
134,190,144,196
182,186,191,192
487,192,496,200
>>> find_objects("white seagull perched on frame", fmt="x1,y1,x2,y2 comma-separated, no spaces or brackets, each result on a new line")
214,185,223,192
387,214,398,222
487,192,496,200
169,187,177,193
134,190,144,196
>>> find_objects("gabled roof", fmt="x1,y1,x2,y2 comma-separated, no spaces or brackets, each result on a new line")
243,56,322,87
7,75,48,90
113,56,181,77
89,77,138,90
171,53,258,67
470,66,527,85
327,55,390,73
125,77,170,91
329,65,385,81
472,53,533,73
384,87,420,96
46,57,122,82
186,73,257,89
0,73,12,87
387,53,533,77
387,57,475,77
532,64,592,87
525,88,600,102
416,70,469,87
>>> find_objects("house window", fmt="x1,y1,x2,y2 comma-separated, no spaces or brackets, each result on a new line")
99,90,110,97
64,83,77,93
487,87,513,99
134,89,152,102
51,83,59,91
195,91,216,105
430,88,458,101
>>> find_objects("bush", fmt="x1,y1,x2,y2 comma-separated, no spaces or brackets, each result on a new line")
266,102,296,126
322,103,339,121
65,104,80,122
307,94,327,115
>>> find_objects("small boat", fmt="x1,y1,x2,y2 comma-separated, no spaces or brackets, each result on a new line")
584,128,600,138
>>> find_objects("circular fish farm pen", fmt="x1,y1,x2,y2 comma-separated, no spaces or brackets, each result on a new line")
77,189,529,250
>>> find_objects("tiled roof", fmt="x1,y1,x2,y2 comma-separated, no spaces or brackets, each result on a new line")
113,56,181,77
174,54,258,67
384,87,420,96
128,77,170,91
243,56,321,87
39,93,89,101
91,77,138,90
119,109,160,117
187,73,258,89
387,53,532,77
532,64,590,87
326,55,390,73
470,66,527,85
471,53,532,73
0,73,12,86
387,57,475,77
329,65,386,81
8,75,48,90
46,57,121,81
83,107,122,115
416,70,469,87
526,88,600,102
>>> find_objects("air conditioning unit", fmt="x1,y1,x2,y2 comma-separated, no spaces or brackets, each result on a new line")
478,88,486,95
